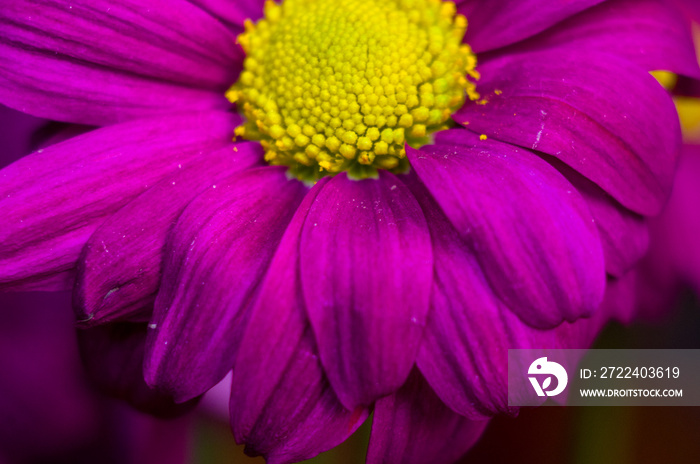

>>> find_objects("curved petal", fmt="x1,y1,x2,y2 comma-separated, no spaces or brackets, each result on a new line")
409,138,605,329
74,142,264,326
189,0,265,31
229,176,369,462
0,0,241,124
366,369,488,464
404,173,608,417
236,329,369,464
456,49,680,215
553,159,649,277
300,171,432,410
506,0,700,78
144,167,308,402
230,177,330,442
0,111,237,291
77,323,200,418
460,0,604,53
435,129,649,276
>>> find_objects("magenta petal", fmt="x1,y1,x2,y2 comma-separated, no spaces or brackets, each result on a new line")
144,167,308,402
300,172,432,409
409,139,605,328
0,0,240,124
230,178,329,440
78,323,200,418
557,163,648,277
366,369,488,464
518,0,700,78
0,111,237,291
460,0,604,52
457,49,679,215
236,330,369,464
74,142,263,326
190,0,265,31
405,174,606,417
230,177,369,462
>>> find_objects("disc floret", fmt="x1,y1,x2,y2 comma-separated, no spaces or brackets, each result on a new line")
228,0,479,181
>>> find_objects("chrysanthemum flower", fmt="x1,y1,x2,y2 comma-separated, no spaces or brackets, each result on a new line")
0,0,697,462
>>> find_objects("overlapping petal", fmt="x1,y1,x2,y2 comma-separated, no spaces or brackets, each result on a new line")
511,0,700,78
456,49,680,215
459,0,604,53
409,137,605,329
189,0,266,32
0,111,237,291
236,329,368,464
74,142,263,326
0,0,241,124
78,323,200,417
558,162,649,276
300,172,432,409
144,167,308,402
229,176,368,462
367,369,488,464
403,173,604,417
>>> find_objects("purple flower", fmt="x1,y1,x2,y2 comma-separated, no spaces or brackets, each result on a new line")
0,1,696,462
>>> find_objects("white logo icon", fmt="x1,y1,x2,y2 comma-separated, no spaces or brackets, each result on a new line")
528,357,568,397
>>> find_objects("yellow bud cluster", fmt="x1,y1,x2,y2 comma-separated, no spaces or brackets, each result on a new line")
228,0,479,181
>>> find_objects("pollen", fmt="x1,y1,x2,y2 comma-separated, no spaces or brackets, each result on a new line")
228,0,479,181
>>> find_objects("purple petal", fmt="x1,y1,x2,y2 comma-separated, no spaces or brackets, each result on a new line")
236,329,369,464
230,178,330,441
404,173,607,417
409,137,605,328
366,369,488,464
0,0,241,124
0,111,237,291
554,160,649,277
144,167,308,402
78,323,200,418
189,0,265,31
511,0,700,78
230,176,369,462
460,0,604,52
74,142,263,326
456,49,679,215
300,172,432,409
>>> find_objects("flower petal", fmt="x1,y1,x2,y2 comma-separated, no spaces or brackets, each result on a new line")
0,111,238,291
300,172,432,409
556,161,649,277
409,137,605,328
229,178,370,462
0,0,241,124
189,0,265,31
74,142,263,326
460,0,604,52
144,167,308,402
230,178,329,441
77,323,200,418
456,49,679,215
513,0,700,78
236,329,369,464
366,369,488,464
404,173,608,417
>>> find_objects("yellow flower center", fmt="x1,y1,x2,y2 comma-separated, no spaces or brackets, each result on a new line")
228,0,479,181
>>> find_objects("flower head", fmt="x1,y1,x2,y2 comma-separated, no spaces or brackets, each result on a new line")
0,0,697,462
